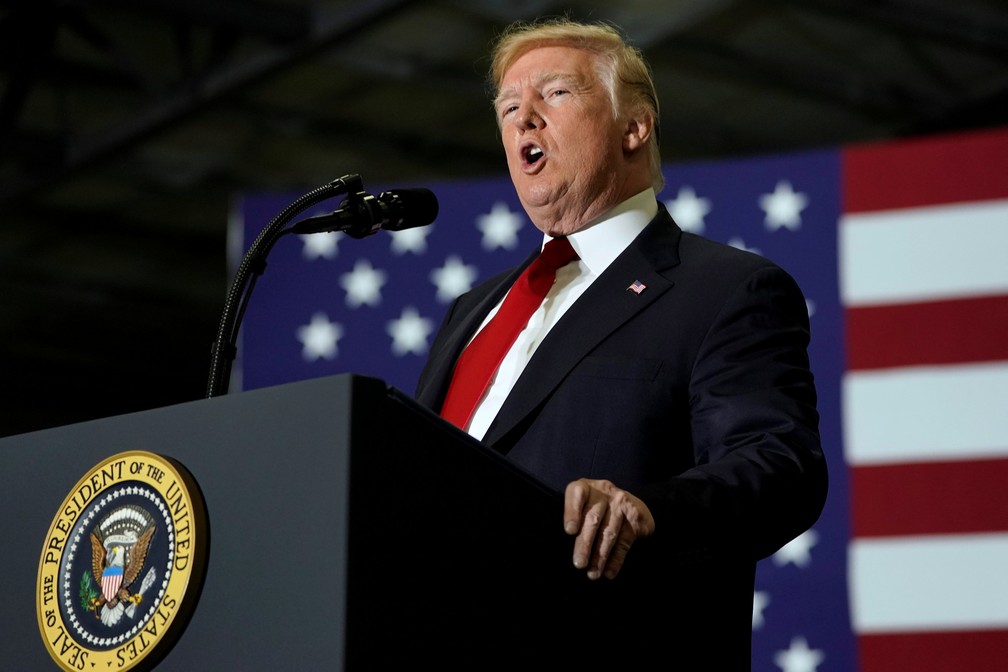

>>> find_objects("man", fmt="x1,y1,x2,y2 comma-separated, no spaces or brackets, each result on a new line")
415,18,827,667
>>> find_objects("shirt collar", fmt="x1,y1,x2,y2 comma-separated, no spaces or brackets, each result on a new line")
543,188,657,275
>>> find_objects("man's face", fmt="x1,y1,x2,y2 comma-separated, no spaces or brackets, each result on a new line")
496,45,628,235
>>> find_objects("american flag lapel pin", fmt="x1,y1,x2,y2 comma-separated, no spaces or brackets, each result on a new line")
627,279,647,295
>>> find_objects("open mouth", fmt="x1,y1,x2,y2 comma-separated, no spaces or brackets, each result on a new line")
522,144,544,165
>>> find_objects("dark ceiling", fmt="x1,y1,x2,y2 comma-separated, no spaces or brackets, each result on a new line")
3,0,1008,438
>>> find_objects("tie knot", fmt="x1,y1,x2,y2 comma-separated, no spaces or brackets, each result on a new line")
539,237,578,272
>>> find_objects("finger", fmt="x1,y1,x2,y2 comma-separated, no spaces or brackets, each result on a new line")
586,507,624,580
563,480,588,535
573,498,607,571
601,531,635,580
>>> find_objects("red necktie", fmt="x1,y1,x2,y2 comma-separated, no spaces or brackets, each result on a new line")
440,237,578,429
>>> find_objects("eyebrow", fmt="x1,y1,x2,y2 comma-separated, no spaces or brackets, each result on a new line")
495,71,585,109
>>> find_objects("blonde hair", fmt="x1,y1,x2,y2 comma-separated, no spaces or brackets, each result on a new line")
489,18,664,192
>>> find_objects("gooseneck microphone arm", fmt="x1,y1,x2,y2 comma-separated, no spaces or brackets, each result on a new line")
205,174,439,398
206,174,361,398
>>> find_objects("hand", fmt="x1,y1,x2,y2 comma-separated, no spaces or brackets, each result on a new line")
563,478,656,580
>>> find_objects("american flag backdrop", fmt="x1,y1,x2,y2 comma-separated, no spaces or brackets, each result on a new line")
232,126,1008,671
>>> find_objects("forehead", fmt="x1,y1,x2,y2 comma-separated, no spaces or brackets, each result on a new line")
499,45,599,90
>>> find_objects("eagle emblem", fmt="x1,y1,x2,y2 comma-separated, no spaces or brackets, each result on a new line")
85,504,157,627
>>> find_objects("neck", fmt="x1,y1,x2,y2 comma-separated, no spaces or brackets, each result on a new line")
529,178,653,237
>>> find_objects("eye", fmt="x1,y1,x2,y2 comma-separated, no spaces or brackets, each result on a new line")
545,86,571,101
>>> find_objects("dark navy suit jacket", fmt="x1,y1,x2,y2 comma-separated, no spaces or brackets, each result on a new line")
415,204,827,667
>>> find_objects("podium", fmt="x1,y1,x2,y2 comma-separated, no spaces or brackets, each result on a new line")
1,374,604,669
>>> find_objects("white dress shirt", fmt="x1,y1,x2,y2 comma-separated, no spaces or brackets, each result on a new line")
466,188,658,440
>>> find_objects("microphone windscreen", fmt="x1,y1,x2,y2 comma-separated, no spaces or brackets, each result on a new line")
381,188,439,230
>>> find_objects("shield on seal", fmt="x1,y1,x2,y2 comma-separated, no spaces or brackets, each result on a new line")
101,566,124,601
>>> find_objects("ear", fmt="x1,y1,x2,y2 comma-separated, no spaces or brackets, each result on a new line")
623,110,655,154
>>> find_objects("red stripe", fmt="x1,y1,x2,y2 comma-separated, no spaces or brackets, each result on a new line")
845,294,1008,371
859,629,1008,671
851,458,1008,537
843,127,1008,213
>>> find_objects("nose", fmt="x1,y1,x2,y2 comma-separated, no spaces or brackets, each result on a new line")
513,94,544,131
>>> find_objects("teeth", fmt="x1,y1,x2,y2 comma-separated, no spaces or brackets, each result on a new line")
527,147,543,162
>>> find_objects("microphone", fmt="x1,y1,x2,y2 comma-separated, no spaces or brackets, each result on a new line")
290,188,439,238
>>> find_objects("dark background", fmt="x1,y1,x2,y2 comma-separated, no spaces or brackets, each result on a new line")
3,0,1007,438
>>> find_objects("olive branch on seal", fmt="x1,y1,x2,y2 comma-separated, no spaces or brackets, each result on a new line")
79,571,100,611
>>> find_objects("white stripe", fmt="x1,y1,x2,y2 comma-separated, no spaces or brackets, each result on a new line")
840,199,1008,306
849,533,1008,633
844,361,1008,465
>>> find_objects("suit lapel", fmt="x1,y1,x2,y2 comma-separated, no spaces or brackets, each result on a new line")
415,248,538,410
483,212,682,447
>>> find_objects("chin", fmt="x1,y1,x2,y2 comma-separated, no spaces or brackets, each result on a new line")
518,179,564,207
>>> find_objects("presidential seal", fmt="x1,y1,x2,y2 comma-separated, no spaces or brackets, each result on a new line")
36,451,209,672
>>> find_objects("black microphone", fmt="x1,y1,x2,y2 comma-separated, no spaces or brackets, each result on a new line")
290,188,439,238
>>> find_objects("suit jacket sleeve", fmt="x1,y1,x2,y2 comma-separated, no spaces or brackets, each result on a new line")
633,258,827,561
